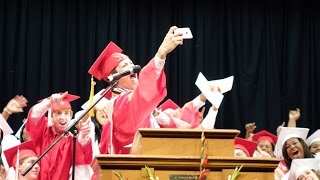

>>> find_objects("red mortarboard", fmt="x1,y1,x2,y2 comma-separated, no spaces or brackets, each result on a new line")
88,41,123,81
252,130,278,144
38,93,80,111
234,137,257,157
158,99,180,111
4,140,37,168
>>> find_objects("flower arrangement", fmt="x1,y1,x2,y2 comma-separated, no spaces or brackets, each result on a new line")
227,165,243,180
199,131,210,180
113,170,128,180
145,165,160,180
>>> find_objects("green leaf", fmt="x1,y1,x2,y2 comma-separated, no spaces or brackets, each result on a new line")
230,165,244,180
145,165,155,180
113,170,126,180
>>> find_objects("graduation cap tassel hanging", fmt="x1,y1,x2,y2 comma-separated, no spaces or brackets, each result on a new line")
88,76,96,117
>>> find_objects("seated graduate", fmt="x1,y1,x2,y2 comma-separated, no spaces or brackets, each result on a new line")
26,92,92,180
252,130,277,158
305,129,320,156
274,127,314,180
234,137,257,157
288,158,320,180
153,94,218,129
4,140,40,180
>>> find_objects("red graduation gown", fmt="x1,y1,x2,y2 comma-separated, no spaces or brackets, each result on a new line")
26,110,92,180
100,59,167,154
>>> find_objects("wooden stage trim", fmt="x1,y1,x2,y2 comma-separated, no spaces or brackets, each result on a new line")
96,155,279,171
136,128,240,139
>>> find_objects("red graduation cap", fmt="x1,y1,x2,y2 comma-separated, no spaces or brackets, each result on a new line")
39,93,80,111
88,41,124,81
158,99,180,111
4,140,37,168
234,137,257,157
252,130,278,144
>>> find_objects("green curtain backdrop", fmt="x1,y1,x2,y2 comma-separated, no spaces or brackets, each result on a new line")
1,0,319,137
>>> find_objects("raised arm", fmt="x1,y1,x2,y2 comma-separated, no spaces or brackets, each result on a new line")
287,108,300,127
2,95,28,120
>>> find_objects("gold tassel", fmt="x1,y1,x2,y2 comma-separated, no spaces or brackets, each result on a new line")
88,76,96,117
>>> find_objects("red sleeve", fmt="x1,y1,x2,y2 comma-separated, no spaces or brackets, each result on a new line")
26,107,47,142
180,101,201,128
112,59,167,150
75,140,93,165
99,123,111,154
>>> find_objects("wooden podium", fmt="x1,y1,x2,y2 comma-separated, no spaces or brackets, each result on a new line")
96,129,280,180
130,128,239,157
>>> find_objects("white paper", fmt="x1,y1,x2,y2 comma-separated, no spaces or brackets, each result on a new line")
195,72,224,109
209,76,234,94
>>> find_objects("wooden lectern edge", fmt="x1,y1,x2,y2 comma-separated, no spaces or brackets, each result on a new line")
136,128,241,139
96,154,280,171
130,128,241,155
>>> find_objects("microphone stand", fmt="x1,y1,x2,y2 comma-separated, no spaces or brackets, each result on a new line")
22,81,119,179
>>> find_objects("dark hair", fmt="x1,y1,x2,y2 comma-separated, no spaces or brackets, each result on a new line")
282,137,314,169
270,143,276,157
271,143,275,151
19,123,26,143
91,115,102,144
311,169,320,179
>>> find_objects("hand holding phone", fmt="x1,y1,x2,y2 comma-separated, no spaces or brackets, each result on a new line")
174,27,193,39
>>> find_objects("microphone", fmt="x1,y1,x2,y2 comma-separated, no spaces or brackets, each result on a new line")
107,65,141,82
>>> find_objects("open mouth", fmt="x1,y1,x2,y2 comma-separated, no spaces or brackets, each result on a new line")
291,149,299,157
130,73,137,78
59,122,67,126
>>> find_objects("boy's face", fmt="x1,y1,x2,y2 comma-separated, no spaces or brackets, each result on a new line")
19,156,40,180
115,57,139,90
52,109,73,133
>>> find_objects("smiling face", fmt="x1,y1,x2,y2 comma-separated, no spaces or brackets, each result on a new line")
285,137,305,160
115,57,139,90
297,169,320,180
51,109,73,133
310,141,320,154
258,140,274,156
19,156,40,180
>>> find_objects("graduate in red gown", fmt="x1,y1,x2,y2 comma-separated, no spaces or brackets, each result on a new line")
26,92,92,180
89,26,185,154
4,140,40,180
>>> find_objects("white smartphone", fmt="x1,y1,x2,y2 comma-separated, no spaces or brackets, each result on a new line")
174,27,193,39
